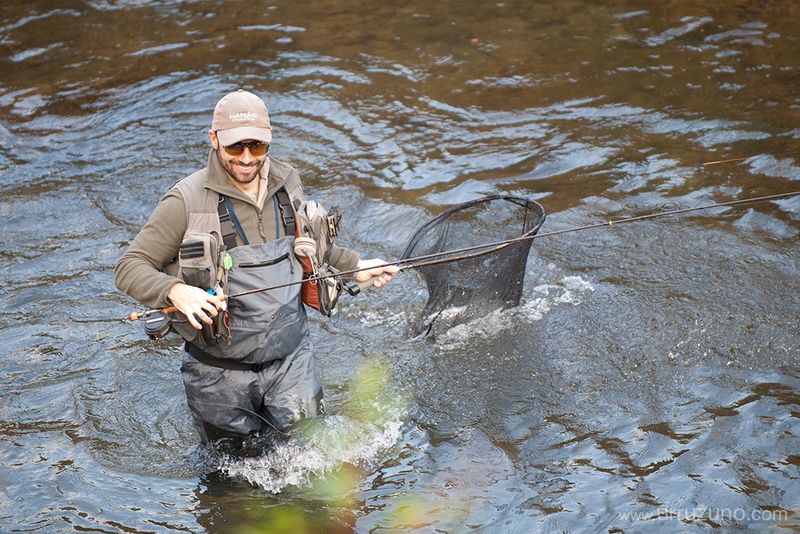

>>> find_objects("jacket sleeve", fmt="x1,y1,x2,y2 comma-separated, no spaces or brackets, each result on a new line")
328,243,360,273
114,190,188,309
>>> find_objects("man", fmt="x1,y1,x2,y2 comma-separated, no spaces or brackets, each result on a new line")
115,89,398,446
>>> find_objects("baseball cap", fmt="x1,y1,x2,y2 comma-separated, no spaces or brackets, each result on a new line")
212,89,273,146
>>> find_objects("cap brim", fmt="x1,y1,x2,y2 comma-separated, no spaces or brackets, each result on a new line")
217,126,272,146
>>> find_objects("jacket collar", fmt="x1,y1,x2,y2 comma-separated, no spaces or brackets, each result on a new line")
204,149,284,206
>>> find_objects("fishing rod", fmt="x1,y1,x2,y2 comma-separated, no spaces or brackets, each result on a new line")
128,190,800,321
703,150,800,166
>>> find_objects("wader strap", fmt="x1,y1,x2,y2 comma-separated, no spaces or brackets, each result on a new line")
185,342,270,372
217,196,240,250
272,196,281,240
275,188,296,236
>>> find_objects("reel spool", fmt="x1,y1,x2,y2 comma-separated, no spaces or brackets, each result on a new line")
294,236,318,260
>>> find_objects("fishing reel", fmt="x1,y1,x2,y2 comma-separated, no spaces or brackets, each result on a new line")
142,310,172,340
141,307,227,344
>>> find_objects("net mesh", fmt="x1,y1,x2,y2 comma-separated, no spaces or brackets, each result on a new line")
400,195,546,335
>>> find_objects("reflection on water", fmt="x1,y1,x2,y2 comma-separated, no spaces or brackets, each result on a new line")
0,0,798,532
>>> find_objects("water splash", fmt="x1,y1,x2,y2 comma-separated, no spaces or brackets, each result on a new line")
217,358,407,494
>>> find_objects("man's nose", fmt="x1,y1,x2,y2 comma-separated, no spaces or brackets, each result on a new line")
239,147,254,163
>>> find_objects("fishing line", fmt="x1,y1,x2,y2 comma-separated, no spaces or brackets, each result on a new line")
128,189,800,320
246,190,800,281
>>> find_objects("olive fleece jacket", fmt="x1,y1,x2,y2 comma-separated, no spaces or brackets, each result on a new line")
114,150,360,309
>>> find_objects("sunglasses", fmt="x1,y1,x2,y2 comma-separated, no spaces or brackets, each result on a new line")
221,140,269,157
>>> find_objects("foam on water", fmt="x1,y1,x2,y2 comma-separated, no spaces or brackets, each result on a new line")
437,275,594,349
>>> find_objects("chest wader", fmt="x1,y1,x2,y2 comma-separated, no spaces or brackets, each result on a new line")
177,186,323,445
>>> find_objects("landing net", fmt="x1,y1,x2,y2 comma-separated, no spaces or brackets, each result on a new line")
399,194,546,334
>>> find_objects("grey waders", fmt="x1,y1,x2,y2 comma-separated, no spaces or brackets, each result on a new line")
180,237,323,444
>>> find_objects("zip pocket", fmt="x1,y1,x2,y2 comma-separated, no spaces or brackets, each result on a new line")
238,253,291,269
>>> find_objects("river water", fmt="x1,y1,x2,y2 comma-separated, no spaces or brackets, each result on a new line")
1,1,798,532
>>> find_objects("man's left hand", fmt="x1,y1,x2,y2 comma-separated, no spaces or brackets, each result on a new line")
355,258,400,288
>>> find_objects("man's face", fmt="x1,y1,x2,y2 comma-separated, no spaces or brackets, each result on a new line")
209,131,268,185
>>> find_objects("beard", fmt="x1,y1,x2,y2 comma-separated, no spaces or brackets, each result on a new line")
216,150,266,184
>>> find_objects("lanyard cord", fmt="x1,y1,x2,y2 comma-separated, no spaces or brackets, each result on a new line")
224,196,250,246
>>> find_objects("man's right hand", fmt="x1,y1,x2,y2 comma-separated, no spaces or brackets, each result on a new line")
167,283,222,330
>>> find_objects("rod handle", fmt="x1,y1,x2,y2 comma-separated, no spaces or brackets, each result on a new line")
357,278,375,291
128,306,178,321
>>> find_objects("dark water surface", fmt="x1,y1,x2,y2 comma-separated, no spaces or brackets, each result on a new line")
1,1,799,532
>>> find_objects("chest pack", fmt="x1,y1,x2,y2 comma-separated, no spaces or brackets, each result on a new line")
184,185,352,319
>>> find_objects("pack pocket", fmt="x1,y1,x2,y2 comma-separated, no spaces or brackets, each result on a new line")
179,232,220,289
300,263,343,317
238,253,291,269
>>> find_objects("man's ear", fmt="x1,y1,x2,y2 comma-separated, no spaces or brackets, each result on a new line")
208,130,218,150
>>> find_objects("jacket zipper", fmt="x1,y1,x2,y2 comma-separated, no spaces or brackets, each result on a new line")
257,210,267,241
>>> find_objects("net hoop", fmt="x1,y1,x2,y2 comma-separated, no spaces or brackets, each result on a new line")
400,194,546,266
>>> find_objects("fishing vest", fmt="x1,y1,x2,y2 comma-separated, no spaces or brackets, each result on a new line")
166,165,309,369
